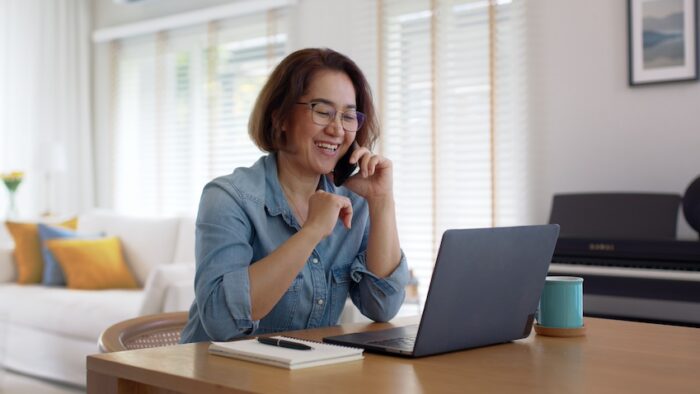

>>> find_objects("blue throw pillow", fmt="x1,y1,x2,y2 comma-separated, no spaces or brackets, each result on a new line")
37,223,100,286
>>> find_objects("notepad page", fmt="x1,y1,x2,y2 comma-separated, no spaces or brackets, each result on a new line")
209,336,363,369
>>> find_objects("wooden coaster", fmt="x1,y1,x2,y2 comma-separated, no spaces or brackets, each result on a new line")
534,324,586,337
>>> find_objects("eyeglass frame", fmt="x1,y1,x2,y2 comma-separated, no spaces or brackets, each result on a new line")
296,101,366,132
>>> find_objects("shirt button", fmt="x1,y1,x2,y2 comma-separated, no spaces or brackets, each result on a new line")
317,299,324,305
312,258,319,264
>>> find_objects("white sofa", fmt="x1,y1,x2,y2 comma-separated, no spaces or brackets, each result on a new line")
0,211,196,387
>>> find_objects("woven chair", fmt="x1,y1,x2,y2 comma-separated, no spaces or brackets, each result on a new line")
98,311,189,352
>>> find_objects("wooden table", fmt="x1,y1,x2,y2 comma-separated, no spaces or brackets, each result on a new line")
87,317,700,393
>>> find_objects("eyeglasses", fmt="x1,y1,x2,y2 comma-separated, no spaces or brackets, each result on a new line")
297,101,365,132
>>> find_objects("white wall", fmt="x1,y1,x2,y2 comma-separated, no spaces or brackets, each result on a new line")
528,0,700,239
91,0,700,238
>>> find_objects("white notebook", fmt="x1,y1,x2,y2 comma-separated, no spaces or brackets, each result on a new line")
209,336,364,370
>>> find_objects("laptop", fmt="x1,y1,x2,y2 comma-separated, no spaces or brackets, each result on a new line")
323,224,560,357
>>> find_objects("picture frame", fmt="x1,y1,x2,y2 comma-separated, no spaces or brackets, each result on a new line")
628,0,698,86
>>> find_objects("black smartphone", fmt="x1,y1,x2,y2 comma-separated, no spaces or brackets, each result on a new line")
333,143,359,187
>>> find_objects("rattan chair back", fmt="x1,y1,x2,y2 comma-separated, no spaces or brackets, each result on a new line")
98,311,189,352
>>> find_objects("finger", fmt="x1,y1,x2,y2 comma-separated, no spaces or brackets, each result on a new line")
360,153,374,177
350,146,371,164
310,189,326,201
334,195,353,211
367,155,382,177
335,195,352,210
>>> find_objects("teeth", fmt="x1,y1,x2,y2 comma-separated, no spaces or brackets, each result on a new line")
316,142,338,151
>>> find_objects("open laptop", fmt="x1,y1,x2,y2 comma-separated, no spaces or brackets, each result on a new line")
323,225,560,357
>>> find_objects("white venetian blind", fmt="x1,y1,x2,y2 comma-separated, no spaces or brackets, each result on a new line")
380,0,529,300
381,0,435,296
112,10,288,216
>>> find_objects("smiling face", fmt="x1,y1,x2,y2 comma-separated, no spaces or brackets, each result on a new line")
279,70,357,177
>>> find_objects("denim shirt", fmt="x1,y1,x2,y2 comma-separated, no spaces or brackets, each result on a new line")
180,153,409,343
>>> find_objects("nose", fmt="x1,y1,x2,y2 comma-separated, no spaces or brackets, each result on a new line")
325,113,345,136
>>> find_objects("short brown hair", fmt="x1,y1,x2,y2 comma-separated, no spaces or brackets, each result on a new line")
249,48,379,152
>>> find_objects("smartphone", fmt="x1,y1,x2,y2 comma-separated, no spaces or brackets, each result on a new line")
333,143,359,187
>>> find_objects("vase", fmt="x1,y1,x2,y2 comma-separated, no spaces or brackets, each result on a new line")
2,173,23,219
6,190,17,219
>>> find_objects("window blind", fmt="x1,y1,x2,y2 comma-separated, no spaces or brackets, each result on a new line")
380,0,528,301
111,10,288,216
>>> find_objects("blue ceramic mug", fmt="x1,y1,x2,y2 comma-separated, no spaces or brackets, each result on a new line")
536,276,584,328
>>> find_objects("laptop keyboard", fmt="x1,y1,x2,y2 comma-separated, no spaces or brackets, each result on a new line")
368,336,416,349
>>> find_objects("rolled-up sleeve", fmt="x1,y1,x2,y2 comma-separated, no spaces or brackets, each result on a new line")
349,249,409,322
194,182,259,340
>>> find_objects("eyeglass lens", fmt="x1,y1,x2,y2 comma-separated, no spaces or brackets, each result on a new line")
310,102,364,132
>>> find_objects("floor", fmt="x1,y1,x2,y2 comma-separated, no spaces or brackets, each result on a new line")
0,369,83,394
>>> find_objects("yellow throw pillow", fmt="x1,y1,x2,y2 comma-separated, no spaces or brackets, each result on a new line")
47,236,138,290
5,218,78,284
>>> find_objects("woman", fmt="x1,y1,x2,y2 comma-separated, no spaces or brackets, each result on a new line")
181,48,409,343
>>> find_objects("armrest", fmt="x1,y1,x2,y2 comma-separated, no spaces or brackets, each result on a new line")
162,279,195,313
338,298,372,324
0,246,16,283
139,263,195,316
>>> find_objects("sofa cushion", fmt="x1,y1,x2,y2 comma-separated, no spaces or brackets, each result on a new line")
38,224,102,286
0,284,143,341
77,211,180,286
38,224,74,286
48,237,139,290
4,219,77,284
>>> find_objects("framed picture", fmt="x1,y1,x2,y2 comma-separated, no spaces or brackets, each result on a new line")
628,0,698,85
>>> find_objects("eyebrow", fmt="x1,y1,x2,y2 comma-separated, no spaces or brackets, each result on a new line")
309,97,357,109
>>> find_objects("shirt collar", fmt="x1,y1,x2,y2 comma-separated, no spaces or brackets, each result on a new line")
263,153,288,217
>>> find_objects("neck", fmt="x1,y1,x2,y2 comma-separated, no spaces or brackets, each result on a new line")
276,152,320,198
276,152,320,224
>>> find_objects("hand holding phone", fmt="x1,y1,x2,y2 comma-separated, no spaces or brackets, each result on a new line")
333,144,394,201
333,142,359,187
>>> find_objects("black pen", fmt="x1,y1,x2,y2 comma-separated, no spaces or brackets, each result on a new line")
257,337,313,350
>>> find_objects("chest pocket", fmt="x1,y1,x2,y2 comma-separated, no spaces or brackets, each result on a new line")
329,263,352,324
259,273,303,333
